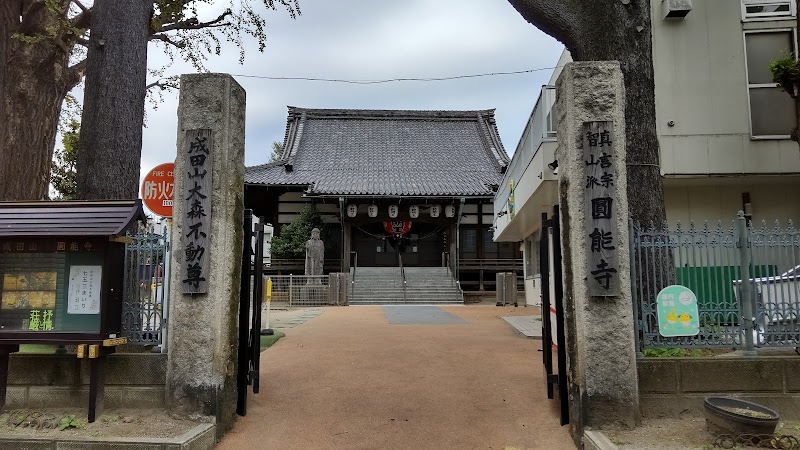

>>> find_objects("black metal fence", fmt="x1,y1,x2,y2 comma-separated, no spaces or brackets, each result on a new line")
632,213,800,350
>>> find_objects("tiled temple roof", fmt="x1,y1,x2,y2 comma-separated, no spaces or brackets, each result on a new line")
245,107,509,197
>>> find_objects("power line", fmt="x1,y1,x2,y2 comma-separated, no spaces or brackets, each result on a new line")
227,66,562,85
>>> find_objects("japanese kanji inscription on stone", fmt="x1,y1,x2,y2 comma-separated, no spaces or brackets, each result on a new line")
182,129,213,294
584,121,620,296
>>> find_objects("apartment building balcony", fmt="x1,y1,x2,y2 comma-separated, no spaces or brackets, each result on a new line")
493,86,559,243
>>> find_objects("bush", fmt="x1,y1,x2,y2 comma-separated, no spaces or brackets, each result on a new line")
770,56,800,97
270,204,329,259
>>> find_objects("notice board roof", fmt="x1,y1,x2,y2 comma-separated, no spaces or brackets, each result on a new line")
0,200,146,238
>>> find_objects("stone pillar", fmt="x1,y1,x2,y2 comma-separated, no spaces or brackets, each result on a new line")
166,73,245,436
554,62,640,434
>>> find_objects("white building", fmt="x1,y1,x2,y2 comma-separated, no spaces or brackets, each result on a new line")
494,0,800,306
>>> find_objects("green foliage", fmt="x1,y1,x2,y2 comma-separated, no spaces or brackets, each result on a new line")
269,141,284,162
149,0,300,73
770,55,800,97
270,204,325,259
643,347,706,358
57,415,82,431
51,120,79,200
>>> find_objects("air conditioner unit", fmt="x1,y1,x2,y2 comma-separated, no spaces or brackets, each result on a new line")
662,0,692,19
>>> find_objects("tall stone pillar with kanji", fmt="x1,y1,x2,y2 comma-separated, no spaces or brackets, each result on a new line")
555,62,639,435
166,73,245,437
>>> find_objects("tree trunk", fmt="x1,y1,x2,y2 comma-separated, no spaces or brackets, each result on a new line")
0,1,77,201
505,0,666,440
506,0,666,227
796,0,800,146
76,0,151,200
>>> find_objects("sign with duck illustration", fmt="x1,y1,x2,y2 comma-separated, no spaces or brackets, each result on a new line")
656,285,700,337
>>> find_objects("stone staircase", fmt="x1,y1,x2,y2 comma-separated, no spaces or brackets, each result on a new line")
350,267,464,305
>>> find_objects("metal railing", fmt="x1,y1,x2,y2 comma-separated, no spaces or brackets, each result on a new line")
632,212,800,350
267,275,331,307
122,229,169,347
264,258,342,273
495,86,557,210
459,258,523,270
399,253,407,302
495,86,557,207
350,251,357,302
444,252,454,286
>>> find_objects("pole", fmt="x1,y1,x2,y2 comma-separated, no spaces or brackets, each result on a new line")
236,211,253,416
262,276,274,336
629,219,643,359
160,220,171,353
736,211,757,356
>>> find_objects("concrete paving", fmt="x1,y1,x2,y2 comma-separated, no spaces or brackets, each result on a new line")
503,315,543,339
261,306,323,329
382,305,468,324
218,305,575,450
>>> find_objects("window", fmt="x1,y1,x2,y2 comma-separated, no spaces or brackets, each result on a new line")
744,30,797,138
482,228,498,258
460,228,478,259
524,231,541,278
742,0,796,19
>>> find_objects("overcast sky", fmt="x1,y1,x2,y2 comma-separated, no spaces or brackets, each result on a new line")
137,0,564,184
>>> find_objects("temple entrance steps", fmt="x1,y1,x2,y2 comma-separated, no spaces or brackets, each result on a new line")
350,267,464,305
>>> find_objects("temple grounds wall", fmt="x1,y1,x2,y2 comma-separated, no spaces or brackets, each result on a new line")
6,353,165,409
638,356,800,420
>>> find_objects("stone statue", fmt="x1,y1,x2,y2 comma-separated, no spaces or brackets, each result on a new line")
305,227,324,277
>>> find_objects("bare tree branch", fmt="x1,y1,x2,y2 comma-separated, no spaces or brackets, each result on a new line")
70,6,92,29
156,9,232,33
149,33,185,48
74,36,89,47
70,0,89,13
66,58,87,88
146,80,163,90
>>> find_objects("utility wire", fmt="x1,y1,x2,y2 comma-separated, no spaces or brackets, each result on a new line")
227,66,562,85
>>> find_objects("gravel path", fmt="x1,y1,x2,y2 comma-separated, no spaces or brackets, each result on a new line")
218,305,575,450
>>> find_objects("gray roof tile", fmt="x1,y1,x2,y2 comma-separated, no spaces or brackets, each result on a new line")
245,107,509,197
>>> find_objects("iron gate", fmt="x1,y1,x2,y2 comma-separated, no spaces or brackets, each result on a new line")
122,228,169,346
540,206,568,426
237,210,266,416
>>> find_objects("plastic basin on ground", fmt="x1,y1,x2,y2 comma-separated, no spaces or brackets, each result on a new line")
704,396,780,436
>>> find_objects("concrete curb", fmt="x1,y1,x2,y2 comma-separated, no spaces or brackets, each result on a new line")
584,430,620,450
0,422,215,450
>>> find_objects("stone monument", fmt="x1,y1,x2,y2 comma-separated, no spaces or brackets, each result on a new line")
165,73,245,438
555,61,639,436
305,227,324,277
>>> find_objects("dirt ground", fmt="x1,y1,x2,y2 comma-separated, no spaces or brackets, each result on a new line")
218,304,575,450
0,408,202,439
606,415,800,450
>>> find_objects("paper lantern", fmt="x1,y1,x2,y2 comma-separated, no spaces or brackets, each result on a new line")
388,205,398,218
430,205,441,218
346,204,358,218
409,205,419,219
368,204,378,218
445,205,456,218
